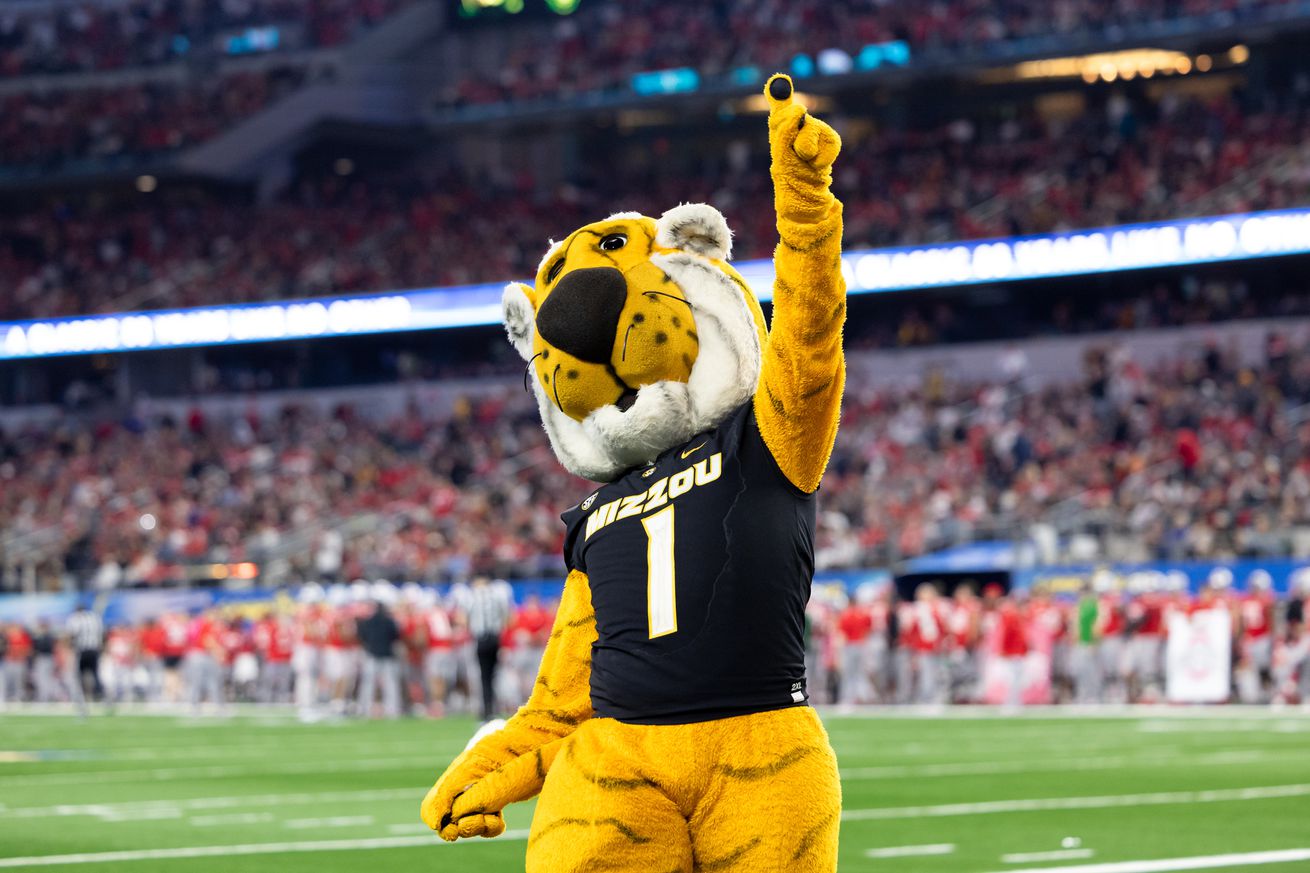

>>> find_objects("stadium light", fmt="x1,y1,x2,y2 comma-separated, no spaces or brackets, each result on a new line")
3,207,1310,361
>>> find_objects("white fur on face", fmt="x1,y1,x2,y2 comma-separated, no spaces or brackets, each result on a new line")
515,251,760,482
653,252,761,432
504,206,762,483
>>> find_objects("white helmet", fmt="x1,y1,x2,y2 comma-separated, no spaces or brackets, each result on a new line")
297,582,325,604
371,581,398,606
1208,567,1234,590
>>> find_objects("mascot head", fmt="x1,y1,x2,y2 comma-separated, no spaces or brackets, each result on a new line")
502,204,767,481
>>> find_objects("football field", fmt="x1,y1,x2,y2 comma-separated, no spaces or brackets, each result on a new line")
2,709,1310,872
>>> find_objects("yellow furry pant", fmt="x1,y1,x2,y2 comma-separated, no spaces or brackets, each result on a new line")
525,706,840,873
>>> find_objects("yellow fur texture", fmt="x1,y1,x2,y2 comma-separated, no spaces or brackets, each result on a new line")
755,73,846,494
422,75,845,871
527,707,840,873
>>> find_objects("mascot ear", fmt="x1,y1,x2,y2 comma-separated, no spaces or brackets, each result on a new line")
656,203,733,261
502,282,537,361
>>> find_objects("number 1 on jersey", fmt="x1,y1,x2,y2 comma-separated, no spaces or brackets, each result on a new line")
642,506,677,638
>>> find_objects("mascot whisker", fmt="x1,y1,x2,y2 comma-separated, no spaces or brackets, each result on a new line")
423,75,847,873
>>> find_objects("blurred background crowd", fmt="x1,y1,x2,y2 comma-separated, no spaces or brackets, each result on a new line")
4,571,1308,715
3,328,1310,589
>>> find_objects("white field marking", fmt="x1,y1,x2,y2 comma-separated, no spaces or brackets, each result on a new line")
0,831,535,868
838,746,1303,781
864,844,956,859
283,816,375,830
95,806,183,823
977,847,1310,873
0,755,433,787
189,813,275,827
841,783,1310,821
1137,719,1310,734
387,824,436,835
819,704,1310,720
1003,849,1096,863
22,803,185,824
840,752,1183,780
7,787,422,819
2,739,462,764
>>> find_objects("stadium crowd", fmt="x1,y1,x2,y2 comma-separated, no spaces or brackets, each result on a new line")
0,0,408,77
2,325,1309,592
4,84,1309,320
0,65,308,171
822,329,1310,568
3,575,1308,714
437,0,1302,108
1,0,1289,88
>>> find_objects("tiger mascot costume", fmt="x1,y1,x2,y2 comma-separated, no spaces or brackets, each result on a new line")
422,75,846,872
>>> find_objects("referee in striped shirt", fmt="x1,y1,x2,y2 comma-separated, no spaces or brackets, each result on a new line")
66,604,104,701
467,577,512,721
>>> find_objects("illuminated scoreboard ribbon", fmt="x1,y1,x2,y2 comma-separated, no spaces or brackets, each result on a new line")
3,207,1309,360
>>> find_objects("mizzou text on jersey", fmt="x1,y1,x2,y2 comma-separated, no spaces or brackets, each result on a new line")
562,402,814,724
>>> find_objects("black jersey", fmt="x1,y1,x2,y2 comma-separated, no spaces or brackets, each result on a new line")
561,402,815,725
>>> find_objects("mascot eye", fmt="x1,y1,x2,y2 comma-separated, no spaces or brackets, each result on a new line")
599,233,628,252
546,259,565,283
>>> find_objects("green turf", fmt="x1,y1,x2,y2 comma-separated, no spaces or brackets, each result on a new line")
2,709,1310,871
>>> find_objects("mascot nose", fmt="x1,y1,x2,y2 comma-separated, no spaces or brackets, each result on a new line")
535,267,628,364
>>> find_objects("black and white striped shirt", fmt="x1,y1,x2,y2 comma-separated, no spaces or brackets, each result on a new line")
466,582,512,639
66,610,104,653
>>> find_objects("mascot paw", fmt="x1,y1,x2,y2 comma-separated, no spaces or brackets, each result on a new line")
421,780,507,842
765,73,841,173
422,735,567,842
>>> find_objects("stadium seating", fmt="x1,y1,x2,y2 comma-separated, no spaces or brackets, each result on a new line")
0,67,307,171
3,324,1307,593
433,0,1301,109
3,82,1307,321
0,0,411,76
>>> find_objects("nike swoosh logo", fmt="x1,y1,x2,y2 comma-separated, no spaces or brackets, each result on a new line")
680,442,707,459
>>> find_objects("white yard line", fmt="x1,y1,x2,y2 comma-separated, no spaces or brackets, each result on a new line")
819,705,1310,720
283,816,375,830
7,788,422,819
1003,849,1097,863
0,756,433,787
1138,720,1310,734
841,783,1310,821
0,739,460,764
0,831,533,868
978,848,1310,873
387,824,436,835
188,813,275,827
838,747,1302,781
840,752,1181,780
14,779,1310,827
864,843,956,858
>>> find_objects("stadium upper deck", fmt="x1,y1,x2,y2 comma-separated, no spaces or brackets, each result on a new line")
0,0,409,77
3,75,1308,321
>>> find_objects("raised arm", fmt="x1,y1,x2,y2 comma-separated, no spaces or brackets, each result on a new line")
753,74,847,494
421,569,596,841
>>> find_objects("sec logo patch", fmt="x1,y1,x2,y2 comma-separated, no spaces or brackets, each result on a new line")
581,492,598,511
